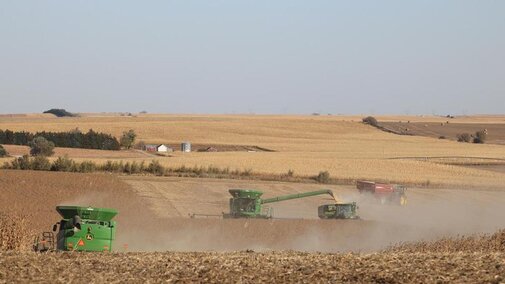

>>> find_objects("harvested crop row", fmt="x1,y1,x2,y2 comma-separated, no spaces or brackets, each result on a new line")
387,229,505,253
0,251,504,283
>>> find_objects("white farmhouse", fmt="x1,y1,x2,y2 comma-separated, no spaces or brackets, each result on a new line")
156,144,171,152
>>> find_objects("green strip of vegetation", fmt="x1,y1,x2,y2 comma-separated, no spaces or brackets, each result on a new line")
0,155,442,188
0,129,120,150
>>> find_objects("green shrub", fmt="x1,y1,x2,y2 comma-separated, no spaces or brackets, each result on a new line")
147,160,165,176
102,161,123,172
457,133,471,143
242,168,253,176
31,156,51,170
51,155,73,172
79,161,96,173
10,155,31,170
315,171,330,183
0,145,7,157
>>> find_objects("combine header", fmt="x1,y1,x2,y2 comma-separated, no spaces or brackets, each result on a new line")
34,206,118,252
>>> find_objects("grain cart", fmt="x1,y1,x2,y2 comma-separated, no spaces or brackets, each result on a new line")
33,206,118,252
357,181,407,205
318,202,359,219
222,189,335,218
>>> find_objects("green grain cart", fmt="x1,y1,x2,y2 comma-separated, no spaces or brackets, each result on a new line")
33,206,118,252
318,202,359,219
222,189,335,218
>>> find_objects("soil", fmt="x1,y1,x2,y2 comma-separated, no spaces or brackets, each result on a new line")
378,121,505,145
164,143,274,152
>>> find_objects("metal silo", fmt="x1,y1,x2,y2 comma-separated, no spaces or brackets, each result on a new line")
181,141,191,152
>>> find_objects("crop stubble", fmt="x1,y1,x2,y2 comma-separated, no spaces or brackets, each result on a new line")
2,114,505,188
1,170,505,282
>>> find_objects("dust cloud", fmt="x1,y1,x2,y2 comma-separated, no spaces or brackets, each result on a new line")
112,188,505,253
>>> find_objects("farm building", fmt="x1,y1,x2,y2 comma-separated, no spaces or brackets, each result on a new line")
143,144,172,152
181,142,191,152
157,144,172,152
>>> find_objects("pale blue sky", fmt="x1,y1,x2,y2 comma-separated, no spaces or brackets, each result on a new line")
0,1,504,114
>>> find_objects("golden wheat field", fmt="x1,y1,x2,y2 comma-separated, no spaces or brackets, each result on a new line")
2,114,505,187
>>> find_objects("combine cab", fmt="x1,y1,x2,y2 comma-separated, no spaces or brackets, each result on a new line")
318,203,359,219
34,206,118,252
357,181,407,205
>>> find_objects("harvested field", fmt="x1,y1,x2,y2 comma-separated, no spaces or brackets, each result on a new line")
1,250,504,283
2,114,505,188
2,170,505,282
3,171,505,253
387,229,505,253
120,176,505,252
0,170,151,236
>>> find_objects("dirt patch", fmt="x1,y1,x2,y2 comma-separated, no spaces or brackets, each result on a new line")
163,143,274,152
379,121,505,144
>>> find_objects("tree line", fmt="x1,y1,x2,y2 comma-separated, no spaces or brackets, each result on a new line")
0,129,120,150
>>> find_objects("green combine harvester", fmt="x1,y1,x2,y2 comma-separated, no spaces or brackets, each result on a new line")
219,189,358,219
34,206,118,252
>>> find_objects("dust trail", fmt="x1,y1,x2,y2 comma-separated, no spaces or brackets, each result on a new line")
115,188,505,253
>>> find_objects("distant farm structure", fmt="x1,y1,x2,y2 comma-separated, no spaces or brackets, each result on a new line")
142,144,172,153
181,142,191,152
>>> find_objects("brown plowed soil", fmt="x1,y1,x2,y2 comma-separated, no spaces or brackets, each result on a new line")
379,121,505,144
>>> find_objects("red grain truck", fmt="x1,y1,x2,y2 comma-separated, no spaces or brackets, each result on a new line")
356,181,407,205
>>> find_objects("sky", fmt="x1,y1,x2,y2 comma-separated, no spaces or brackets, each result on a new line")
0,1,504,115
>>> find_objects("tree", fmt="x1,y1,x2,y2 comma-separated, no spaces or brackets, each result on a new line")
43,108,75,117
29,136,55,156
362,116,378,127
0,145,7,157
120,129,137,149
473,130,488,144
315,171,330,184
457,133,471,143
